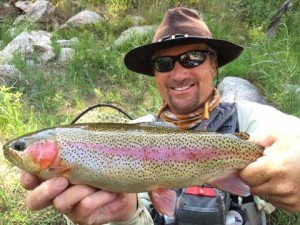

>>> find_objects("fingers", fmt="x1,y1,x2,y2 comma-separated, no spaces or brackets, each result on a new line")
20,172,41,190
53,185,116,214
54,187,137,225
69,193,137,224
249,177,295,196
26,177,69,210
267,194,300,212
241,135,300,211
240,155,272,186
66,190,119,224
240,139,293,187
21,171,138,224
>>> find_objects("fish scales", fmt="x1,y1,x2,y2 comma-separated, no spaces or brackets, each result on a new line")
3,123,263,194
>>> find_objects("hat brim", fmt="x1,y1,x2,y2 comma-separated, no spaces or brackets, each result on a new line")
124,37,244,76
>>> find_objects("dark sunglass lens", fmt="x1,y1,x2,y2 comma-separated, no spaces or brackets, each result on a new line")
154,57,174,72
179,51,206,68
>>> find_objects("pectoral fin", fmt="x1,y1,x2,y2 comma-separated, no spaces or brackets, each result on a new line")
208,170,250,196
48,165,73,176
149,189,176,218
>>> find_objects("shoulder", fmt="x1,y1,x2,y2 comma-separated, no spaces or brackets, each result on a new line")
235,100,300,136
128,114,157,124
236,101,277,112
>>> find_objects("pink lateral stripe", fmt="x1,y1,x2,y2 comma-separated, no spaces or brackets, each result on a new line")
67,142,236,163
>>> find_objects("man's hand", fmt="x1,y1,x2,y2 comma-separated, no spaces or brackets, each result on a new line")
20,173,138,225
240,134,300,211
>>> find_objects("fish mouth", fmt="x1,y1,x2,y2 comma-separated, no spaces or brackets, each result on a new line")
3,149,23,166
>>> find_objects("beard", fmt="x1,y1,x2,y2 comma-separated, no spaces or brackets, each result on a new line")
168,91,200,114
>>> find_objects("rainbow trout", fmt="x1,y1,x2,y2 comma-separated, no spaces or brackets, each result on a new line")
3,122,263,216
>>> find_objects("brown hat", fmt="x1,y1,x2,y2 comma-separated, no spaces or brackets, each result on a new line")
124,7,244,76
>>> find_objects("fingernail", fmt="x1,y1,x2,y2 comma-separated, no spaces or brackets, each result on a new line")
54,177,68,188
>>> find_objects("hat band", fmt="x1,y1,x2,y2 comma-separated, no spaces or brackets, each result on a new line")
158,33,210,42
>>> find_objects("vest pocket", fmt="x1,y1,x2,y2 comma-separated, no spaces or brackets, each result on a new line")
175,188,230,225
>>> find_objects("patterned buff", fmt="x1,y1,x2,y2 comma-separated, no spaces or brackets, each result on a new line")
157,88,221,129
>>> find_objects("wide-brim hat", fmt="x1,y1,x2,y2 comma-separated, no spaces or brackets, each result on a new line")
124,7,244,76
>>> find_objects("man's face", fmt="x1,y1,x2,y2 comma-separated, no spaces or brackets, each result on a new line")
153,43,217,114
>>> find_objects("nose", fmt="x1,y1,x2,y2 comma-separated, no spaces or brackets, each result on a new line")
13,139,27,151
170,61,189,80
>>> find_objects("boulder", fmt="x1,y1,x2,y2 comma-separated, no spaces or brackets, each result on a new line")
0,30,55,64
0,64,25,85
56,37,79,48
57,48,75,63
60,10,104,29
218,76,267,104
114,25,155,46
15,0,56,24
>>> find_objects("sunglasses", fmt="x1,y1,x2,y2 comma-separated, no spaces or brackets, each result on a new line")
151,50,213,73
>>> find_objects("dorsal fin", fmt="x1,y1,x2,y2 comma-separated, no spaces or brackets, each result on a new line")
234,132,250,140
137,122,178,129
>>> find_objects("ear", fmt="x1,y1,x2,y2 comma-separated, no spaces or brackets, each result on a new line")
213,56,218,69
211,59,218,77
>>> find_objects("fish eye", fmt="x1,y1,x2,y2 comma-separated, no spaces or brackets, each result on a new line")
14,140,26,151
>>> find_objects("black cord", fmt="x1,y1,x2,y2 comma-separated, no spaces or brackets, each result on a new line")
71,103,134,124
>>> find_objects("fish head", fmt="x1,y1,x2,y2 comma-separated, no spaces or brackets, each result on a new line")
3,129,60,176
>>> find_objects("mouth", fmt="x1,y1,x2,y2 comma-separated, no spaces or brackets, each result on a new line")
3,149,22,166
172,84,195,91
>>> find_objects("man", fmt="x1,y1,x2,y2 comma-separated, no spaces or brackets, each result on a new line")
20,7,300,225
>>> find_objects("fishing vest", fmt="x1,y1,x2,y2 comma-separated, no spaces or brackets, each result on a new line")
151,102,266,225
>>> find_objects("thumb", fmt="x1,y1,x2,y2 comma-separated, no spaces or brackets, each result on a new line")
249,134,278,148
240,156,271,186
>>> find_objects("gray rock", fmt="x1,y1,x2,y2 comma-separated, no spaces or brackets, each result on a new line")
33,43,55,63
14,0,56,24
0,32,34,62
114,25,155,46
61,10,104,29
57,48,75,63
218,76,266,104
15,1,31,11
0,64,24,85
0,30,55,64
127,15,145,26
56,37,79,48
287,84,300,94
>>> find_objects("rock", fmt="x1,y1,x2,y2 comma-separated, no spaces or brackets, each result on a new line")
0,32,34,62
218,76,267,104
56,37,79,48
0,30,55,64
33,43,55,63
61,10,104,29
57,48,75,63
15,1,31,11
127,15,145,26
287,84,300,93
286,84,300,100
0,64,25,85
114,25,155,46
14,0,56,24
